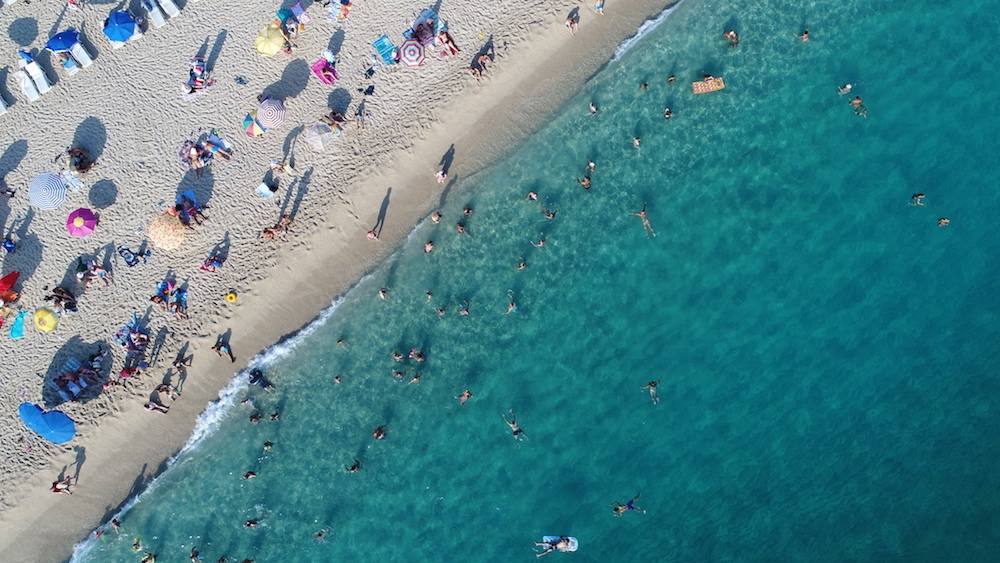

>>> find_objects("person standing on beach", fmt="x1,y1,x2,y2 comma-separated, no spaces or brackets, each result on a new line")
631,204,656,237
212,336,236,363
594,0,606,15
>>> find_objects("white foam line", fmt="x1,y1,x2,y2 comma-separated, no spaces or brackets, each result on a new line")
611,0,685,63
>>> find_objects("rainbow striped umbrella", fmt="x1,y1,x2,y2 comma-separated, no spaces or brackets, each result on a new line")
242,113,264,137
399,38,424,66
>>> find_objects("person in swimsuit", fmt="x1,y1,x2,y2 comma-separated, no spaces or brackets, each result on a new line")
372,425,387,440
378,288,389,300
910,193,926,206
589,102,598,114
535,536,573,558
578,177,591,190
517,258,528,271
502,410,525,440
242,471,257,480
799,29,810,42
313,528,329,542
663,107,673,120
631,203,656,237
346,459,361,473
410,372,422,384
723,30,739,47
642,380,660,405
457,390,472,406
612,494,646,516
938,217,950,227
263,440,273,453
424,241,434,253
244,519,258,529
530,238,546,248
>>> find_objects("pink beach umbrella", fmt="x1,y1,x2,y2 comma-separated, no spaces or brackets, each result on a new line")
399,38,425,67
66,208,98,238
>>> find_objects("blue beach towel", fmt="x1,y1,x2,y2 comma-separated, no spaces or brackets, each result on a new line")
9,310,26,340
372,35,397,66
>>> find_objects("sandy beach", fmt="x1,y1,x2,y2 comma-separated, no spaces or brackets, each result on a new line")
0,0,673,560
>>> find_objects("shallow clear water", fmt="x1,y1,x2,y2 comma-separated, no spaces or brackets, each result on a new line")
76,0,1000,561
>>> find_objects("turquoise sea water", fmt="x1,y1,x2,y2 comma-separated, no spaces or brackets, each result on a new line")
75,0,1000,561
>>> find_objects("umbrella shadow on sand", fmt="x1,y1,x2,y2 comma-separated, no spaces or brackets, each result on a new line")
327,87,352,115
3,210,41,284
263,59,310,101
41,336,111,408
8,18,39,47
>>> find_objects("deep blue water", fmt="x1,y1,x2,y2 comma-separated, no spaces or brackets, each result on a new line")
75,0,1000,561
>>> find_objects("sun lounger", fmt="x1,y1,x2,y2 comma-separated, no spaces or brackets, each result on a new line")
15,70,40,102
158,0,180,18
70,42,93,68
0,95,6,115
692,76,725,94
22,60,52,93
143,0,167,29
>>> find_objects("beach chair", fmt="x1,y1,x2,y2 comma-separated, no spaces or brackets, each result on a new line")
70,42,94,69
143,0,167,29
45,379,74,403
23,61,52,93
157,0,181,18
0,94,6,115
15,70,40,102
372,35,397,66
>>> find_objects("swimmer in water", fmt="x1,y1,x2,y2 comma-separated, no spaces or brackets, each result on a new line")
667,74,676,85
642,380,660,405
373,425,387,440
543,209,556,220
436,307,446,317
457,389,472,406
191,547,201,563
502,410,525,440
910,193,926,206
140,553,156,563
838,83,853,95
530,238,546,248
313,528,329,542
263,440,273,453
392,370,405,379
633,136,641,148
243,471,257,480
458,301,471,316
463,207,474,216
132,537,143,551
424,240,434,253
631,203,656,237
410,372,422,384
333,375,343,384
578,176,591,190
639,82,649,91
378,287,389,300
938,217,950,227
612,494,646,517
517,258,528,271
587,160,596,173
426,290,433,301
527,191,539,202
723,29,739,47
249,412,262,424
346,459,361,473
270,412,280,422
111,518,121,534
244,519,259,529
431,211,442,224
505,297,517,315
799,29,809,42
336,338,347,348
589,102,598,114
410,349,425,362
455,223,466,235
850,96,867,117
392,351,404,362
663,107,672,120
535,536,574,558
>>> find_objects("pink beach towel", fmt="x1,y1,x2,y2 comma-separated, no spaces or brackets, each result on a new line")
310,59,338,85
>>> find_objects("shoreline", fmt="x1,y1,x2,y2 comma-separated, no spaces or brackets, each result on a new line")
0,1,677,561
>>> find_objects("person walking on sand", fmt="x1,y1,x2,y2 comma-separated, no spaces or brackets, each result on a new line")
212,336,236,363
631,203,656,237
565,15,579,35
594,0,606,15
642,380,660,405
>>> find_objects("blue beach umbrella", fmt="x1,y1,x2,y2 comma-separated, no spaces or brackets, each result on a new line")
46,28,81,53
103,11,137,42
18,403,76,444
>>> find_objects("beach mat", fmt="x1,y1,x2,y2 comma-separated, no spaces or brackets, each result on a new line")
692,77,725,94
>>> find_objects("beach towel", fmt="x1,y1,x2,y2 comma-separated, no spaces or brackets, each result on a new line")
310,57,338,85
372,35,397,66
9,310,26,340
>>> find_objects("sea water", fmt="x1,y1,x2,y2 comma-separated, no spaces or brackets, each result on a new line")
74,0,1000,561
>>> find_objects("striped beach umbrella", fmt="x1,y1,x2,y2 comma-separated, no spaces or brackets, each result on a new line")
28,172,68,210
257,98,285,129
399,38,424,67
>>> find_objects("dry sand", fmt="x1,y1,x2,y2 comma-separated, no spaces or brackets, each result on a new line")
0,0,673,560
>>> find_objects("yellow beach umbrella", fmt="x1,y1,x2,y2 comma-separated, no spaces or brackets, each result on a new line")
255,24,286,57
147,213,186,251
34,308,58,333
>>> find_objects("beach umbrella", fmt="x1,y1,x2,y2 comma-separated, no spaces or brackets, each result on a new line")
0,271,18,293
399,38,425,66
103,11,137,42
254,24,286,57
257,98,286,129
147,213,186,251
28,172,68,210
66,208,98,238
242,113,264,137
34,307,58,333
46,29,81,53
18,403,76,444
302,123,339,152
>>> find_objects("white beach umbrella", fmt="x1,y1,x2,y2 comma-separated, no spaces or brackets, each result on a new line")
28,172,68,210
302,123,339,152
